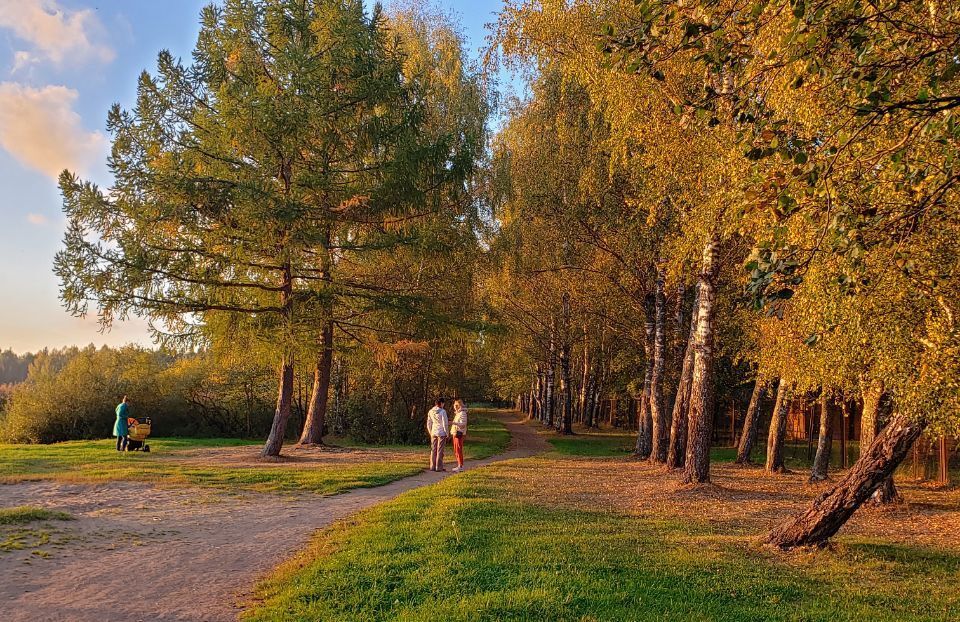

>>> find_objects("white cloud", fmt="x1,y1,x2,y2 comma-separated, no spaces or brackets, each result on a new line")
11,51,33,73
0,82,106,179
26,212,50,225
0,0,114,67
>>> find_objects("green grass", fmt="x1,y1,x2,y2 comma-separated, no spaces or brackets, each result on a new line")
459,413,511,460
0,506,73,554
0,506,72,525
545,428,751,461
246,460,960,622
548,429,636,456
720,440,881,470
0,412,511,495
545,430,880,470
0,437,425,494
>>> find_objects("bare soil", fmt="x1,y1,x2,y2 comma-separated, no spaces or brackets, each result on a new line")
0,412,548,622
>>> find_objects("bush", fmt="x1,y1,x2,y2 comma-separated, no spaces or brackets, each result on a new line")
340,395,428,445
0,346,277,443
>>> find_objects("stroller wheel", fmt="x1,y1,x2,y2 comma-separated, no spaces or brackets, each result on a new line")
143,444,150,453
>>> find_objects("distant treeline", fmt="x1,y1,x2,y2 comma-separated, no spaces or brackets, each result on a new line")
0,349,36,385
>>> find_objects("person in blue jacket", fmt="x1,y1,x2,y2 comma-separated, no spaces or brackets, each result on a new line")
114,396,131,452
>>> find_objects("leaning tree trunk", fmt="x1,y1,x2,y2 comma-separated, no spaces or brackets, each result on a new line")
809,391,834,482
667,288,699,470
768,413,927,549
634,293,655,458
735,380,765,464
860,380,900,503
262,265,294,458
650,269,670,463
765,380,792,473
681,236,719,484
299,319,334,445
262,355,295,457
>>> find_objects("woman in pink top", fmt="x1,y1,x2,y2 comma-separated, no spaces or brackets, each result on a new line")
450,400,468,472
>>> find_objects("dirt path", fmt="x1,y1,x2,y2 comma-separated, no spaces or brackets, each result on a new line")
0,411,547,622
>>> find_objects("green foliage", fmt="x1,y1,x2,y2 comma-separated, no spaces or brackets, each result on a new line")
0,345,276,443
339,394,427,445
54,0,491,454
0,349,34,384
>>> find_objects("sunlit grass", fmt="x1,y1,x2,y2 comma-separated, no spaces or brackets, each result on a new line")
547,427,635,456
0,413,510,495
0,506,73,525
544,427,886,473
0,438,425,494
245,455,960,622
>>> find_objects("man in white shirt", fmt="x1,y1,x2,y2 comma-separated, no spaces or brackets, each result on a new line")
426,397,449,472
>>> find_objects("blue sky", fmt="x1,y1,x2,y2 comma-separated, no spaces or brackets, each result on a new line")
0,0,508,353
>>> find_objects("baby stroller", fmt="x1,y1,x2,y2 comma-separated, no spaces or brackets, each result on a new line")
127,417,152,452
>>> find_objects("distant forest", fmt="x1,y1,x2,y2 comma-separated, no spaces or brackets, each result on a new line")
0,349,36,385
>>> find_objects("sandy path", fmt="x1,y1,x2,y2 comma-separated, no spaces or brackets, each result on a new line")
0,411,548,622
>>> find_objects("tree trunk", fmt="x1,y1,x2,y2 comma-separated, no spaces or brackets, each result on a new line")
262,356,294,457
735,380,765,464
840,399,849,469
559,294,574,434
765,380,792,473
860,380,900,503
579,332,590,425
810,391,834,482
535,365,545,422
681,236,719,484
768,413,927,549
262,263,294,458
650,269,669,463
528,375,537,420
560,360,573,434
634,293,655,458
666,288,699,470
299,320,334,445
545,327,556,428
585,370,596,428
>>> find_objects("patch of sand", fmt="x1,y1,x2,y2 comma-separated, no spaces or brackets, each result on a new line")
162,443,424,469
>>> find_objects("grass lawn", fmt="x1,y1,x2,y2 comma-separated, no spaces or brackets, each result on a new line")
545,426,747,462
246,430,959,621
547,427,636,456
459,413,511,460
544,427,904,474
0,412,510,495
